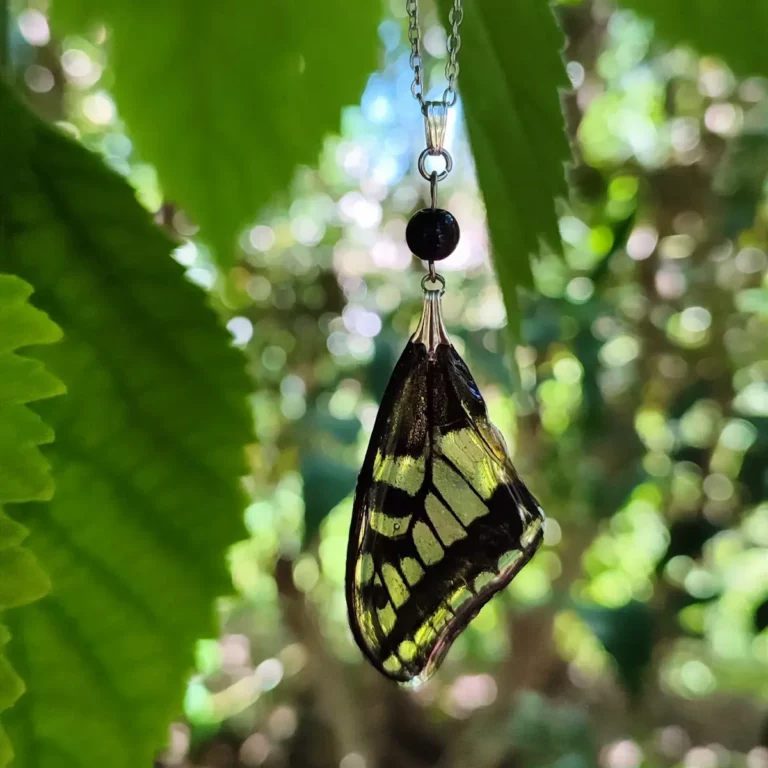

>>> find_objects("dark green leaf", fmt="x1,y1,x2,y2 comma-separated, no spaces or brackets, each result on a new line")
0,83,252,768
0,275,63,768
301,453,357,545
619,0,768,78
739,418,768,503
662,517,723,567
754,596,768,634
368,328,403,404
668,380,715,420
578,600,653,696
436,0,571,336
301,408,361,447
455,329,514,390
50,0,380,268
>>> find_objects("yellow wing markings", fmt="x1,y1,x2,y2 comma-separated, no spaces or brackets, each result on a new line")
520,516,543,547
356,553,374,585
360,612,376,640
473,571,496,592
368,581,489,671
400,556,425,586
412,520,444,565
355,427,538,661
438,428,498,500
373,450,426,496
498,549,523,574
413,621,437,649
432,458,490,526
370,508,412,538
381,562,410,608
398,640,418,662
430,606,451,634
383,654,402,674
449,585,473,611
377,602,397,636
425,493,467,546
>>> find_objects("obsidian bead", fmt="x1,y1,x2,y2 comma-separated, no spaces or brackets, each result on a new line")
406,208,460,262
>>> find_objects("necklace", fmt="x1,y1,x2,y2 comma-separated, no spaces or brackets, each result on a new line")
345,0,545,685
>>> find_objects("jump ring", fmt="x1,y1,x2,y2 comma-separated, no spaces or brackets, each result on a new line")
421,272,446,293
418,148,452,182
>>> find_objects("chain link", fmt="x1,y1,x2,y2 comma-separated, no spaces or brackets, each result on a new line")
406,0,463,108
444,0,463,106
406,0,423,103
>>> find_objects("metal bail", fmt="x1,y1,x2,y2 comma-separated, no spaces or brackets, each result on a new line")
422,101,448,154
411,285,451,360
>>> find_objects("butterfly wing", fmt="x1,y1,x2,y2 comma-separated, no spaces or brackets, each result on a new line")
346,339,544,684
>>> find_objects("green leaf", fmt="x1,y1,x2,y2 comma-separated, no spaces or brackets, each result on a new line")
753,595,768,634
0,277,64,505
577,600,654,696
455,328,514,390
0,275,63,768
301,452,357,545
368,327,402,404
619,0,768,79
0,83,252,767
50,0,380,268
300,408,361,447
436,0,571,336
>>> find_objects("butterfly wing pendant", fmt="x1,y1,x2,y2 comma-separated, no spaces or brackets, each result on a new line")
346,288,545,685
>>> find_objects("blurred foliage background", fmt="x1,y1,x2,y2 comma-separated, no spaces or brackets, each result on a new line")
7,0,768,767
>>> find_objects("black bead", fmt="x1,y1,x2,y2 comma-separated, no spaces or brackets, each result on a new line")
406,208,460,262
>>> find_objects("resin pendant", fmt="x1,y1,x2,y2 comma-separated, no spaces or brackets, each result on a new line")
345,286,545,685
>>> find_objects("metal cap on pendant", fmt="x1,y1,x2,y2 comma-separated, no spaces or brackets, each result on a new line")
411,285,450,358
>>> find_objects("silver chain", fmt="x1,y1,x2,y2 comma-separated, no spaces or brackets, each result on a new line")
406,0,423,102
406,0,464,108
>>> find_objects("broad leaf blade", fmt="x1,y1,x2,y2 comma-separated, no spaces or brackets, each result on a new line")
0,275,63,768
578,600,654,697
619,0,768,79
50,0,380,268
301,452,357,545
436,0,571,336
0,84,252,767
0,278,64,504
